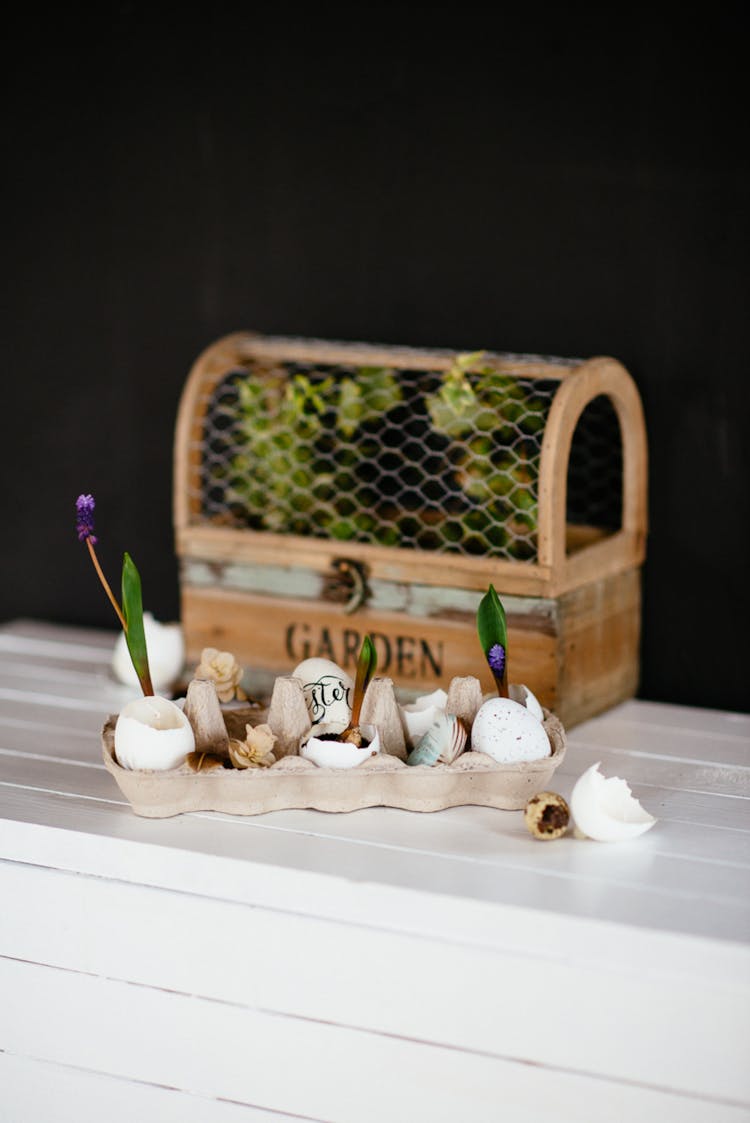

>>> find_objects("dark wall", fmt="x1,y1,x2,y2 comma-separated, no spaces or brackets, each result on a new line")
3,11,748,712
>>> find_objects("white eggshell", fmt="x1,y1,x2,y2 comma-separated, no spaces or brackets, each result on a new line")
509,683,544,723
114,695,195,771
401,688,449,742
300,727,381,769
293,657,353,729
571,762,656,842
471,697,551,763
112,613,185,694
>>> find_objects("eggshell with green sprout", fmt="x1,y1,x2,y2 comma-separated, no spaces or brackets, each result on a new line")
114,695,194,771
471,697,551,763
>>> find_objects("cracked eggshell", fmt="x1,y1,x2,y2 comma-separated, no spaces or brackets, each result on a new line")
114,695,195,771
293,657,353,730
400,688,449,742
112,614,185,694
471,697,551,763
508,683,544,723
571,762,656,842
300,726,381,769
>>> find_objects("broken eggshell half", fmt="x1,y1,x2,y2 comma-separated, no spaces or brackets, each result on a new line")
300,724,381,769
400,688,449,743
114,695,195,771
570,762,656,842
508,683,544,723
112,613,185,695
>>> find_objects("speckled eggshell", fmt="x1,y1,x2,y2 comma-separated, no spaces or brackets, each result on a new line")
471,697,551,763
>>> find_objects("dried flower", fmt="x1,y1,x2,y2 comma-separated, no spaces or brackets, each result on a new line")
76,493,97,543
228,723,277,769
195,647,247,703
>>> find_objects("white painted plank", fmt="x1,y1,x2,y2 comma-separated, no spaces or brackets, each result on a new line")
1,753,748,923
2,789,750,951
558,742,750,797
570,719,750,768
0,658,131,697
0,720,107,765
605,699,750,737
3,744,750,882
0,618,119,652
1,862,748,1103
0,699,110,739
1,958,746,1122
0,1052,311,1122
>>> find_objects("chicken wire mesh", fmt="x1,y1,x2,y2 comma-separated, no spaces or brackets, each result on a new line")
187,352,622,563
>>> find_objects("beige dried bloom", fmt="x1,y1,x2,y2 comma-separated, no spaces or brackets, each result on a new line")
195,646,247,703
228,723,277,770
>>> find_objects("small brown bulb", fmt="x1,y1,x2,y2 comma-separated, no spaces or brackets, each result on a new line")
524,791,570,840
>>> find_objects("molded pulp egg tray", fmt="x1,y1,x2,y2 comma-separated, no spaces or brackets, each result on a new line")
102,675,566,819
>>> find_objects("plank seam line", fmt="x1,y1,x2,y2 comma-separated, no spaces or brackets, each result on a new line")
2,872,748,985
0,1049,326,1122
0,714,95,737
0,687,114,713
589,718,750,744
2,783,749,905
0,748,106,771
556,768,750,801
0,637,115,661
2,957,748,1111
567,739,750,769
0,781,127,806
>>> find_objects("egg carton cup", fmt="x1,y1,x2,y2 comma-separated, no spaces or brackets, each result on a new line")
102,675,566,818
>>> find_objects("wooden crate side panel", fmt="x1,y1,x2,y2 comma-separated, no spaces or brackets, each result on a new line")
177,525,554,597
180,585,561,708
556,568,641,727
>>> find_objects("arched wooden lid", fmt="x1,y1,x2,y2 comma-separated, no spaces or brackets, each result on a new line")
174,335,647,598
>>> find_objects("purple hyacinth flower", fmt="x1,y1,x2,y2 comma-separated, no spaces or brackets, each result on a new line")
487,643,506,678
76,493,97,543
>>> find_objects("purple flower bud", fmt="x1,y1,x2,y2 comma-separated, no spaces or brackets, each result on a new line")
487,643,505,678
76,493,97,543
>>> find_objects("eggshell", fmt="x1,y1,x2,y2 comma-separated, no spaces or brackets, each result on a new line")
114,695,195,771
471,697,551,763
400,688,449,742
301,727,381,769
112,614,185,694
508,682,544,723
570,762,656,842
293,657,353,730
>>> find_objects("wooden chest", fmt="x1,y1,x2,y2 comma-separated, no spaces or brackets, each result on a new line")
174,333,647,727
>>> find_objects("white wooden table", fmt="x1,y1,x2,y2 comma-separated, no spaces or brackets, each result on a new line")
0,619,748,1123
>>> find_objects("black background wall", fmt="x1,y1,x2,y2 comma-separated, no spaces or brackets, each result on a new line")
3,10,748,712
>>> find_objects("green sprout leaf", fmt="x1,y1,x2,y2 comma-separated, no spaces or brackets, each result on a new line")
122,552,154,696
477,584,508,697
349,634,378,728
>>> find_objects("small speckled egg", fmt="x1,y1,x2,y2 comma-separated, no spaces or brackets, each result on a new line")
471,697,551,763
